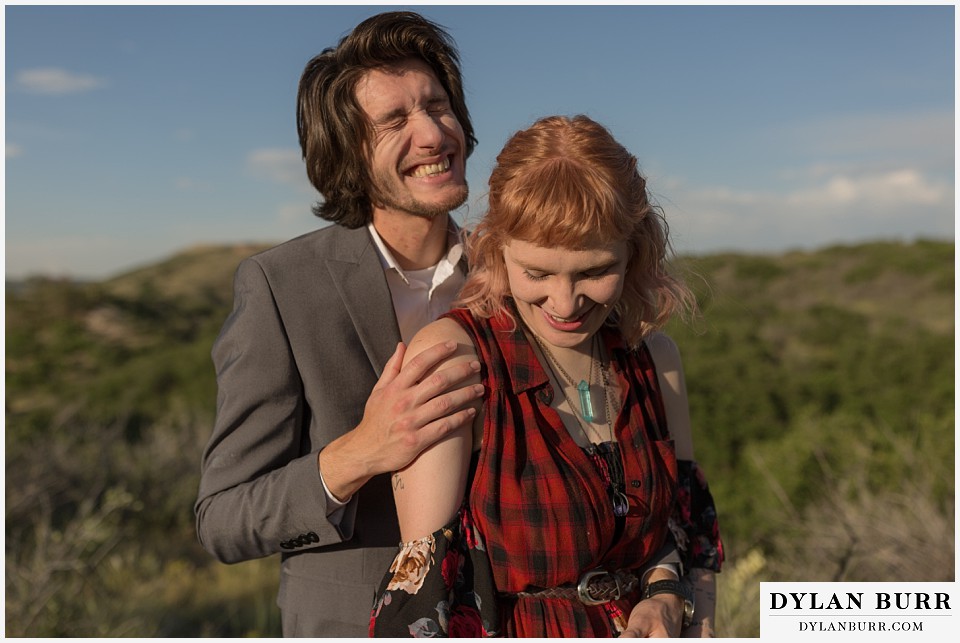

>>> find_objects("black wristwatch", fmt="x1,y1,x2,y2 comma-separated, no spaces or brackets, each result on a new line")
643,579,695,629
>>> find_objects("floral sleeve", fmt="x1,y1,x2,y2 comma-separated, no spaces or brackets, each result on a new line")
669,460,724,573
370,507,500,637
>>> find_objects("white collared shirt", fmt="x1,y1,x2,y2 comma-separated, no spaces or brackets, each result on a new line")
366,220,466,344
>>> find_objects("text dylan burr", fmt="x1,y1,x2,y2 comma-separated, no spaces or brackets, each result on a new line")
770,592,951,611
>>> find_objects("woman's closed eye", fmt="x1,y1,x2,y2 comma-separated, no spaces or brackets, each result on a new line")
523,270,549,282
583,266,611,278
580,264,619,279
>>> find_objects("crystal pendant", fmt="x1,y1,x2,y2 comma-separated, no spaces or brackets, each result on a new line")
577,380,594,422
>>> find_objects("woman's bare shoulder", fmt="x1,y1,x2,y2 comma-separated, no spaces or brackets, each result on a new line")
643,331,686,376
406,317,477,367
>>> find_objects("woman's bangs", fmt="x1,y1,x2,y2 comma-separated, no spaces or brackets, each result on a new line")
502,161,628,248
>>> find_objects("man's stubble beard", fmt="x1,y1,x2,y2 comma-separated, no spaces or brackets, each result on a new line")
371,168,469,220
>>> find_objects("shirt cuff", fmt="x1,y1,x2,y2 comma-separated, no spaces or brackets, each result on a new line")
319,467,352,522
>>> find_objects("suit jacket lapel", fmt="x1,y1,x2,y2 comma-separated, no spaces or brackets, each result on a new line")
324,226,401,377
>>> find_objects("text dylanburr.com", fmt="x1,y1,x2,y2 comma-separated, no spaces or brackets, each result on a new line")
761,582,955,639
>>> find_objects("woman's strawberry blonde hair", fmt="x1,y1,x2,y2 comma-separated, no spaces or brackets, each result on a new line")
456,115,694,348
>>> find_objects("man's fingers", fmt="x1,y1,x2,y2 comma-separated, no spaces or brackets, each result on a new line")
415,359,482,403
418,406,477,447
397,340,459,386
425,383,484,419
373,342,406,392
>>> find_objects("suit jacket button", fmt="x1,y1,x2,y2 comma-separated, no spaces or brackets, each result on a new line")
280,540,293,550
308,531,319,543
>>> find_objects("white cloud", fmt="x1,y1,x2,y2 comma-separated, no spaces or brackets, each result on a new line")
7,143,24,158
16,67,106,95
786,168,950,209
246,148,312,193
665,165,954,254
661,107,955,254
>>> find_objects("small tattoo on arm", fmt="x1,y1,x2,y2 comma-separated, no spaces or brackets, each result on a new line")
392,474,404,490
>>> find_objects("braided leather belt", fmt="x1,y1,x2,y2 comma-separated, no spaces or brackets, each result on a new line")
508,569,639,606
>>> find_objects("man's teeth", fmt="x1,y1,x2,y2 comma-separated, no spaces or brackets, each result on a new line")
411,158,450,178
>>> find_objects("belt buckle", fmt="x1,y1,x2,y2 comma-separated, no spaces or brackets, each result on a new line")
576,569,620,605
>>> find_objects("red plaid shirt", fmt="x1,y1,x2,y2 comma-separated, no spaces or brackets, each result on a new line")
447,306,679,637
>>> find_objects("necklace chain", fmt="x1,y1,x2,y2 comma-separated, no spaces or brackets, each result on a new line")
534,333,613,446
531,330,629,518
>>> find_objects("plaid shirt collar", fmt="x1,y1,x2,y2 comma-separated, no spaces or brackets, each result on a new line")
491,299,628,396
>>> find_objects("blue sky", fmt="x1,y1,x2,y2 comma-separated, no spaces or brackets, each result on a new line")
5,3,955,279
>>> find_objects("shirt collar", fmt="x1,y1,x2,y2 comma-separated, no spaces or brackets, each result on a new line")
491,309,549,395
492,299,627,395
367,218,463,282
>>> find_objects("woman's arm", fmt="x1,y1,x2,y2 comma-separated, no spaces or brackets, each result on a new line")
646,332,695,461
370,320,494,637
646,332,719,638
683,568,717,638
391,318,483,542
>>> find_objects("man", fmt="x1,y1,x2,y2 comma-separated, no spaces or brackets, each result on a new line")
195,12,483,636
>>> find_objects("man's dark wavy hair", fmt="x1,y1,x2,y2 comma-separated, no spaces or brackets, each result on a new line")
296,11,476,228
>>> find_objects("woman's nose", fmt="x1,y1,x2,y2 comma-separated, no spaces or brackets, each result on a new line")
547,281,583,319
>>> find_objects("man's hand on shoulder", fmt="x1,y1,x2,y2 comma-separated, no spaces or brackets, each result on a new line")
319,338,483,501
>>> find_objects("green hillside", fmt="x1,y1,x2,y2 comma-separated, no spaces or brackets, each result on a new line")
5,239,954,637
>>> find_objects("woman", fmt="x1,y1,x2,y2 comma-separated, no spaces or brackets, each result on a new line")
370,115,722,637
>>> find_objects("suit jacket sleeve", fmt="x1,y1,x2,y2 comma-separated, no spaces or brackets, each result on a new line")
195,257,350,563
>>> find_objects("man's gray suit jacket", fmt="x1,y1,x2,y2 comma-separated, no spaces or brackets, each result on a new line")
196,224,440,636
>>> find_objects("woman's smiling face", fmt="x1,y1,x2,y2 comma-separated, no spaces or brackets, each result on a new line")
503,237,629,350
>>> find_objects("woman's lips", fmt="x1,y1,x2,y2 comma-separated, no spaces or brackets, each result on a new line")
541,307,590,332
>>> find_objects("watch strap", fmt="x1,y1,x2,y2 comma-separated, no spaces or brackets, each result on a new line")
643,579,695,629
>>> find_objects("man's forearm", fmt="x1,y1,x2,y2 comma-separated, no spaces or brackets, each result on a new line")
317,430,378,502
